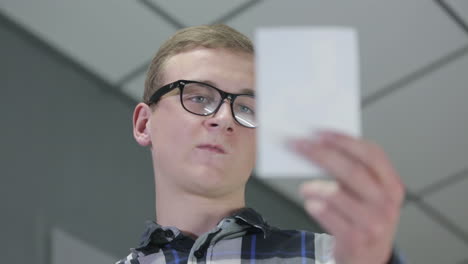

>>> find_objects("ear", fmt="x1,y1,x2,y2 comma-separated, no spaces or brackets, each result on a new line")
133,103,152,147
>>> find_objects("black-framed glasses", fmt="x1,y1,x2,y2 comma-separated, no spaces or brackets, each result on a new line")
147,80,256,128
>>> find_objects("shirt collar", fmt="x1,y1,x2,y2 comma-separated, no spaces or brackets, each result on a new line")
230,207,270,237
136,207,270,251
136,221,168,251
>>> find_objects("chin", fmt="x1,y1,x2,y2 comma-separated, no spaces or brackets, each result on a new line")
184,178,232,198
192,164,228,182
183,166,242,195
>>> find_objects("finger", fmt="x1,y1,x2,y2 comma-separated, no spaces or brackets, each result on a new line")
303,188,380,261
304,198,349,238
294,139,383,204
303,196,370,253
318,131,404,201
301,181,397,242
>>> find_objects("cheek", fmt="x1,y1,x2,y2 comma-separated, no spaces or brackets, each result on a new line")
249,131,257,157
150,103,195,154
154,118,196,153
239,130,257,164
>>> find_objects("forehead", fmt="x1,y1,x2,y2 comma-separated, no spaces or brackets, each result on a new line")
162,48,254,93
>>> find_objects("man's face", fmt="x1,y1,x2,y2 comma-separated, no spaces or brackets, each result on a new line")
145,48,255,198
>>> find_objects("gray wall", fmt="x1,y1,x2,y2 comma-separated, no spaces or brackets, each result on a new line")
0,15,320,263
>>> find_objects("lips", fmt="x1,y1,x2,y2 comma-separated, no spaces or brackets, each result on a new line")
197,144,227,154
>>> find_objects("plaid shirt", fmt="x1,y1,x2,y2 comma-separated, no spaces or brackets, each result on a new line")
116,208,404,264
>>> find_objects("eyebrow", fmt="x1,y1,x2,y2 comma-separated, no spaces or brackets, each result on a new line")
198,79,255,96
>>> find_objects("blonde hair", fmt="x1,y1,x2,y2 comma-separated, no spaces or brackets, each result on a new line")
143,24,254,103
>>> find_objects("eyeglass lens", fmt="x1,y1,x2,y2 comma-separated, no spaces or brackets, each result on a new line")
181,82,256,128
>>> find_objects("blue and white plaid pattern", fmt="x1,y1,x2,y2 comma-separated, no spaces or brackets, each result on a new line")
116,208,404,264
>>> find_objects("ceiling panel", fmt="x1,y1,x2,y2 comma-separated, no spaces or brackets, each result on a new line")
446,0,468,23
121,71,146,102
362,52,468,192
0,0,174,83
149,0,251,26
396,204,467,263
424,174,468,236
227,0,468,98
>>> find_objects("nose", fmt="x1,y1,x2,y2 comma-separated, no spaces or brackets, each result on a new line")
204,100,234,132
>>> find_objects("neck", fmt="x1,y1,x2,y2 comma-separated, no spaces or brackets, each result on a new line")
155,180,246,238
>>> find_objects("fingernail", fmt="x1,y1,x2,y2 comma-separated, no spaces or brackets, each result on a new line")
314,130,336,143
305,200,324,214
299,182,314,195
309,131,323,143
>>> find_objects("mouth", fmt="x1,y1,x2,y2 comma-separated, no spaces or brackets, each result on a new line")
197,144,227,154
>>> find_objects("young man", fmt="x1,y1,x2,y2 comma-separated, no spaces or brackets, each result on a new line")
118,24,405,264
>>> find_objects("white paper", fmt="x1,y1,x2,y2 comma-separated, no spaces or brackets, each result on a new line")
255,27,361,178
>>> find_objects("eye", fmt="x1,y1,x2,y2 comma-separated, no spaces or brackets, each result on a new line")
238,104,254,115
190,95,208,103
